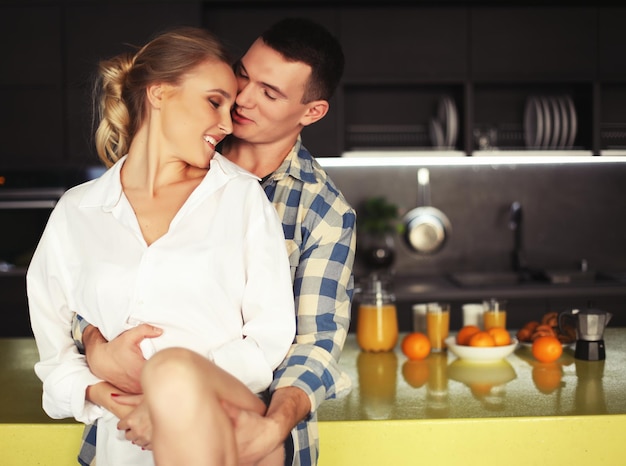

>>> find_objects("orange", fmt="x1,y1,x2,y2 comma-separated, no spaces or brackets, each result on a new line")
401,332,431,360
456,325,481,345
531,335,563,363
470,383,493,398
468,331,496,347
402,359,430,388
487,327,512,346
532,363,563,394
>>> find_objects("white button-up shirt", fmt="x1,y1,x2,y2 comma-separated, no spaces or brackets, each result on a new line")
28,154,295,437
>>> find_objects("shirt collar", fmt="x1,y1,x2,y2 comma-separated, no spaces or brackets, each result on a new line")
274,136,317,184
78,153,246,212
79,156,126,212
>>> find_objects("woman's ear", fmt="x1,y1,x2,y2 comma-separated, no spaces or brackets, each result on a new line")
146,83,164,109
300,100,329,127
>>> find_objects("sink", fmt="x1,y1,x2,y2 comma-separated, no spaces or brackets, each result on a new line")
449,269,621,288
449,272,520,288
448,271,545,288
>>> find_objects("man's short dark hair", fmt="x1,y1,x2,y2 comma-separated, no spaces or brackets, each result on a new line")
261,17,345,103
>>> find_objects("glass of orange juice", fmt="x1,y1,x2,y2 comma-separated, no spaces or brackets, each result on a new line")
426,302,450,352
356,275,398,352
483,298,507,329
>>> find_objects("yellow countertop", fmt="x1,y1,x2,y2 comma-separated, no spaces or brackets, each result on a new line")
314,328,626,465
318,328,626,422
2,331,626,465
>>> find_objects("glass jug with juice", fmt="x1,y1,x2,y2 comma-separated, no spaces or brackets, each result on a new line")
356,275,398,352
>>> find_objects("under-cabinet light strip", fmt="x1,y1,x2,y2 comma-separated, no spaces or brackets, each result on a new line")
320,153,626,167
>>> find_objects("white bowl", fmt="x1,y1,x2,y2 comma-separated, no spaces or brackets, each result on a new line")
445,336,518,363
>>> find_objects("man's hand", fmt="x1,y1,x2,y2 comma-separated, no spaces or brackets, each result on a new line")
83,324,162,394
222,386,311,464
221,401,282,464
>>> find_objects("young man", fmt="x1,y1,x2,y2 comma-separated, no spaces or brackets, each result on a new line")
75,17,356,466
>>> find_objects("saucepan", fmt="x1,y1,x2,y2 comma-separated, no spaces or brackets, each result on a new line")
403,168,451,254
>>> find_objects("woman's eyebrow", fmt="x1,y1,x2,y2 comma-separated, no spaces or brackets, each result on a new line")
206,89,233,99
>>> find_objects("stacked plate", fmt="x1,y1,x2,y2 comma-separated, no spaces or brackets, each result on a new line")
524,95,577,149
429,96,458,149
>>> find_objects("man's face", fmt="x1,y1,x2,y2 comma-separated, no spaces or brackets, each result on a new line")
231,39,312,146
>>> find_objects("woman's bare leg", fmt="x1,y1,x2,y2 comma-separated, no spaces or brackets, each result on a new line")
142,347,267,466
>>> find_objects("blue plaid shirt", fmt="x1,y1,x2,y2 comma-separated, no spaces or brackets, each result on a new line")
74,138,356,466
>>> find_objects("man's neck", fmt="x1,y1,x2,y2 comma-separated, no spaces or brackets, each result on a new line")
223,138,295,178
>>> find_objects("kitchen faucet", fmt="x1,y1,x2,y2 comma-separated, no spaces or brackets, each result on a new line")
509,201,526,273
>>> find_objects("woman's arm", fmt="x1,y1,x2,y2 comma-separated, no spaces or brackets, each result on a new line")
28,205,104,423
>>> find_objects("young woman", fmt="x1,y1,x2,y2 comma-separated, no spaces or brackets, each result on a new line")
27,27,295,466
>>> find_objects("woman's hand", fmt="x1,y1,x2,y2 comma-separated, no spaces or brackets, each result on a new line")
116,395,153,450
85,381,137,420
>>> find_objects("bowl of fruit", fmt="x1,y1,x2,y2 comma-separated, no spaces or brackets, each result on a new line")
446,326,518,363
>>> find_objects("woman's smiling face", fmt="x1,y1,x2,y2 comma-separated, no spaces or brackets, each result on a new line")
157,59,237,167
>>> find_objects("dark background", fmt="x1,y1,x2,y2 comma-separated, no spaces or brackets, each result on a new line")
1,1,625,336
2,1,626,164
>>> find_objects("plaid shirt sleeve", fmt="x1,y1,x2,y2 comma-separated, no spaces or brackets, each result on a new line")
266,146,356,466
70,313,98,465
267,145,356,412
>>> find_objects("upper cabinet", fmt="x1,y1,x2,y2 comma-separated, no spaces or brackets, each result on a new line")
599,8,626,80
1,3,626,165
598,8,626,152
471,7,596,82
0,6,64,168
340,7,468,82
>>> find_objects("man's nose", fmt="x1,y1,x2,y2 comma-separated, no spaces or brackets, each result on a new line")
236,81,253,107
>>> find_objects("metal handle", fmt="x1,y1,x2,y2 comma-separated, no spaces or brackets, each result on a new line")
0,200,58,209
417,168,431,207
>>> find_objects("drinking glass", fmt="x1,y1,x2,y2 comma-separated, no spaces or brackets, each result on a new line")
426,302,450,352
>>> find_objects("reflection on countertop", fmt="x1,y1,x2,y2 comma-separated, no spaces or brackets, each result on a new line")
318,328,626,422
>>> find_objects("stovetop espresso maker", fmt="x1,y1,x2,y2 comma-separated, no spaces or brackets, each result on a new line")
559,308,613,361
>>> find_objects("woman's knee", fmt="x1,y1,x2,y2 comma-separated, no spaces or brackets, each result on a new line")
142,347,207,396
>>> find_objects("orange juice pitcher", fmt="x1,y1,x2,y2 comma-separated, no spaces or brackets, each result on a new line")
356,275,398,352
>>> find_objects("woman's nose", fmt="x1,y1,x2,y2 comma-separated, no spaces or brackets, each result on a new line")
219,115,233,135
217,118,233,134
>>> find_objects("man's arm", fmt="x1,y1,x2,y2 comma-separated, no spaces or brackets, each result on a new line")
229,184,357,463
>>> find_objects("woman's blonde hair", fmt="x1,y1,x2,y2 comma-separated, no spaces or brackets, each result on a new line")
93,27,230,167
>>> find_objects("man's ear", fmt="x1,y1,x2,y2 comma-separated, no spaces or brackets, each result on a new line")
146,83,165,109
300,100,329,127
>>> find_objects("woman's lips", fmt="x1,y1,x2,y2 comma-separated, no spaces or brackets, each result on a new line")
203,135,218,150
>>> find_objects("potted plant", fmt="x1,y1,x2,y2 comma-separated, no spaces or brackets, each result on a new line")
358,196,403,269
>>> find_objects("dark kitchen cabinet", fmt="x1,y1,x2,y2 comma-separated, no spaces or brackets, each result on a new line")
3,2,626,166
338,6,601,154
470,8,596,82
340,7,468,82
598,8,626,152
469,7,596,153
0,6,64,169
339,7,467,152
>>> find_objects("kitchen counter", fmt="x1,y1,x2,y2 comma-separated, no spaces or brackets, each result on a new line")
318,328,626,422
316,328,626,465
2,332,626,465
